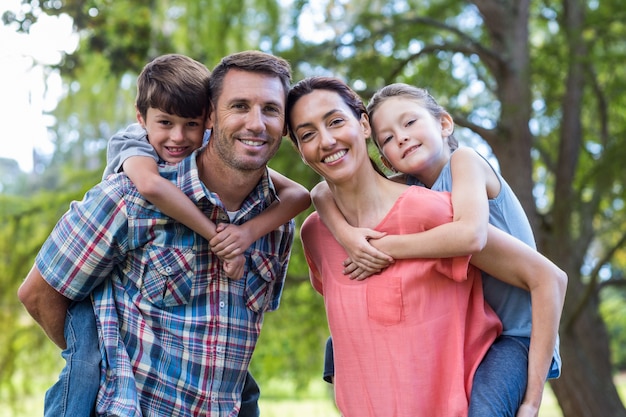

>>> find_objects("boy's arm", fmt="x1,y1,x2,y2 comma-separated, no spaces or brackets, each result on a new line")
124,156,219,241
310,181,392,274
17,265,71,349
470,226,567,415
210,168,311,256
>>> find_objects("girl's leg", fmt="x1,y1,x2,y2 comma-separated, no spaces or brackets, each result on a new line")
468,336,530,417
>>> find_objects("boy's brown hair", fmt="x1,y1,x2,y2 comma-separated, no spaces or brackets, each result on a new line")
135,54,211,120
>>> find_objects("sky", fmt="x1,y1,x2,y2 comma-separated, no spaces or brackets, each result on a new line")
0,1,77,172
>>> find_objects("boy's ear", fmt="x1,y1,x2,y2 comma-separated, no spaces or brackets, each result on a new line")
135,108,146,128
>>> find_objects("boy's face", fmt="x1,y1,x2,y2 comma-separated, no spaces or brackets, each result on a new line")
137,108,206,163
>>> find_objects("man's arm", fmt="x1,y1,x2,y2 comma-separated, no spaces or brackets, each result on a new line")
17,265,72,349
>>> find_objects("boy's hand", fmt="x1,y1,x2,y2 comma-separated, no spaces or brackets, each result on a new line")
338,228,393,277
210,223,254,259
222,254,245,280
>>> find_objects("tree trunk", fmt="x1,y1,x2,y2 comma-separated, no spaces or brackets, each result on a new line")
477,0,626,415
548,276,626,416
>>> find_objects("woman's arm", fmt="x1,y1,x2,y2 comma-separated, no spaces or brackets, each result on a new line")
470,227,567,415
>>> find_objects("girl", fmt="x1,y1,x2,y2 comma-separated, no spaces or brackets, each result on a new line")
288,77,566,416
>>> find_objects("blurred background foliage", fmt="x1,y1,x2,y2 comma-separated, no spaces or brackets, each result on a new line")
1,0,626,416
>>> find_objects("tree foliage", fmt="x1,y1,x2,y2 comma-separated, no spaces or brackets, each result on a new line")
2,0,626,415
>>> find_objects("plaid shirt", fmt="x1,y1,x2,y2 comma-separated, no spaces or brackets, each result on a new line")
36,149,295,416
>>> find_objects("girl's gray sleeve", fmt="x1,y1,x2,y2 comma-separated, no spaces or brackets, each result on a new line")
102,123,158,180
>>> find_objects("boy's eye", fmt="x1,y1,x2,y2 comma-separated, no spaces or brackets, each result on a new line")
158,120,172,126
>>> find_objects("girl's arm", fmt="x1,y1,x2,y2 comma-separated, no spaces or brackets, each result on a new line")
373,148,493,259
310,181,393,276
313,148,491,278
470,226,567,416
209,167,311,257
123,155,245,279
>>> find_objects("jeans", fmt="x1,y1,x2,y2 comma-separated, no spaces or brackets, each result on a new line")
44,299,100,417
468,335,531,417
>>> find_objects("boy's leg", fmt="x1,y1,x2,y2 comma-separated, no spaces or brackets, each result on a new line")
468,335,530,417
239,371,260,417
44,298,101,417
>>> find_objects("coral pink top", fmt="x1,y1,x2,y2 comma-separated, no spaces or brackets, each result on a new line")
301,187,502,417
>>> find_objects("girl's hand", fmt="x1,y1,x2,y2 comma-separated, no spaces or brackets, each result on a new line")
339,228,393,278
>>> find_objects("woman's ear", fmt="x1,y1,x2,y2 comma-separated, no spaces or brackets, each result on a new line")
360,113,372,137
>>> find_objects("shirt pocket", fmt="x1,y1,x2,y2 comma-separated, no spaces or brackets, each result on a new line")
367,275,403,326
244,249,284,313
140,245,196,307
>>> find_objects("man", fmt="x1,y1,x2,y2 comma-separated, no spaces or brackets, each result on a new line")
18,50,301,416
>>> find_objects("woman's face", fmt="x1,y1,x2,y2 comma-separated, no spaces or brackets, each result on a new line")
289,89,370,182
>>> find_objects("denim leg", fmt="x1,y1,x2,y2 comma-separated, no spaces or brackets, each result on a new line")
239,371,260,417
468,336,530,417
44,299,100,417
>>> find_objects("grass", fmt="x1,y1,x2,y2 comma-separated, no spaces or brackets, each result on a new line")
2,375,625,416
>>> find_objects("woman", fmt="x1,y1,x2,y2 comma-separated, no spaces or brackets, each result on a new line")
286,77,566,417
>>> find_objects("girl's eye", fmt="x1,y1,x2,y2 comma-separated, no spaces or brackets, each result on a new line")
382,135,393,145
406,119,416,127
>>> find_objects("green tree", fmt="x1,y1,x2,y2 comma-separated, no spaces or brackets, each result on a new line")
3,0,626,415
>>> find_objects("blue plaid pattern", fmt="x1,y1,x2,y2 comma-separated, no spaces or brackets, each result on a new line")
36,149,295,416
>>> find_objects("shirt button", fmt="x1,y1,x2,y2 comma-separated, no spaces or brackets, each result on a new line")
219,301,225,308
165,267,172,273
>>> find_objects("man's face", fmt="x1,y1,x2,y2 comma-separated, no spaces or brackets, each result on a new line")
207,69,286,171
138,108,206,163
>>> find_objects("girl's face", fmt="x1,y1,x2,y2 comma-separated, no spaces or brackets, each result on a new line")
289,89,371,183
371,97,453,177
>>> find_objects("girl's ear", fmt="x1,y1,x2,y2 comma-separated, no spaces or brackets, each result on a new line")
441,112,455,137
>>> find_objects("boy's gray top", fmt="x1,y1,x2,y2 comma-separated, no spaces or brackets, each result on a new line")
102,123,157,180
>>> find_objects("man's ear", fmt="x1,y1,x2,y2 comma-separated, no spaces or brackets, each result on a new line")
205,102,215,130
